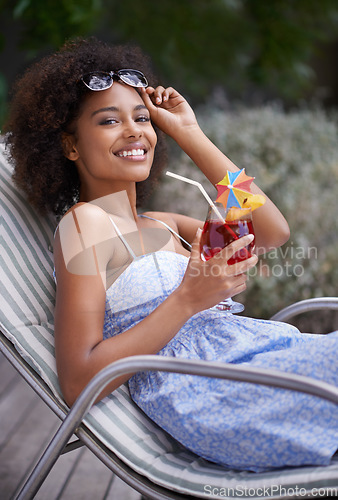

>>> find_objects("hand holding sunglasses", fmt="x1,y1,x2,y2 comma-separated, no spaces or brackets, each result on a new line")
141,85,198,138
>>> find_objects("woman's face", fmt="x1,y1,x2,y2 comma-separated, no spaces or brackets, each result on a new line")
66,82,157,199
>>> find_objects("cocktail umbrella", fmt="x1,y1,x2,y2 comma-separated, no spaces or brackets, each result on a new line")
216,168,255,209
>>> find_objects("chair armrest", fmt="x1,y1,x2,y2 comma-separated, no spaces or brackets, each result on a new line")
71,355,338,426
270,297,338,322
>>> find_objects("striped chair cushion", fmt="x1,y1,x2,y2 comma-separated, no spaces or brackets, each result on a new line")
1,141,337,498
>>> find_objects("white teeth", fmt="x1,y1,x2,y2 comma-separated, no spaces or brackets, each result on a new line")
117,149,145,157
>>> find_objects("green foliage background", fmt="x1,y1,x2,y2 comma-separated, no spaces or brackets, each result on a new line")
1,0,338,120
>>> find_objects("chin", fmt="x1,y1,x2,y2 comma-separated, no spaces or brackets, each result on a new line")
131,163,152,181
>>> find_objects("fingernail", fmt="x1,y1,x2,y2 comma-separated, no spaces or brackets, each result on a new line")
247,234,254,241
156,97,161,104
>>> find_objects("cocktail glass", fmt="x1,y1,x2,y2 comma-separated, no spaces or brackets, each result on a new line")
200,203,255,313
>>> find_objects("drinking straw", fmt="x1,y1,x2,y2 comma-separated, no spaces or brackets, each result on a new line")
166,171,225,223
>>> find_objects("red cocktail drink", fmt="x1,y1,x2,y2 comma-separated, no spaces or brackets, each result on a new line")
200,218,254,264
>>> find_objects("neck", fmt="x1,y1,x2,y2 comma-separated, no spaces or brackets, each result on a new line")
79,183,138,220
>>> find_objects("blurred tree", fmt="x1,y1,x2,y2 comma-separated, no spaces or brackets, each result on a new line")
106,0,254,99
244,0,338,99
1,0,338,127
3,0,102,50
0,0,102,125
102,0,338,101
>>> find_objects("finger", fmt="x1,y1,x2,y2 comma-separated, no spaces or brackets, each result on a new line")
229,281,248,298
150,86,166,105
211,252,257,279
162,88,170,102
140,87,157,110
215,274,248,304
190,228,202,260
215,234,255,262
227,253,258,276
148,86,176,105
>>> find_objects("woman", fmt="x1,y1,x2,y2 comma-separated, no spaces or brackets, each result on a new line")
5,38,337,471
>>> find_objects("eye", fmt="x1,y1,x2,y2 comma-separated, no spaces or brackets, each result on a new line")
100,117,118,125
135,115,151,123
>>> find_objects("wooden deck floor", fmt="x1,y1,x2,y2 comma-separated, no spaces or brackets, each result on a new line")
0,352,143,500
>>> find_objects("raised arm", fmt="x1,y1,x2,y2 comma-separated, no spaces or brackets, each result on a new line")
141,87,290,254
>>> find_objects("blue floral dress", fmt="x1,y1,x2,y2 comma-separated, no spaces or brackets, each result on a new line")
102,228,338,472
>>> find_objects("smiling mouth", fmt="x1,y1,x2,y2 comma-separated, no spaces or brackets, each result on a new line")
115,148,146,158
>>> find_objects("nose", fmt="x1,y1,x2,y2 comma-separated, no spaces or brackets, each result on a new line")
123,119,143,138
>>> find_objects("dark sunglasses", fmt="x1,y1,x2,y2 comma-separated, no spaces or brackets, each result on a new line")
81,69,148,91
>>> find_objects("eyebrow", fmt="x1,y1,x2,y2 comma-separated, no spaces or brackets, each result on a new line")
91,104,148,117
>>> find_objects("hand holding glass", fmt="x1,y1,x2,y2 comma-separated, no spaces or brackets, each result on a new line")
200,204,255,313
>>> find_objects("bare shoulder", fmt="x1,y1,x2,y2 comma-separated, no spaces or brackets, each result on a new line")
55,202,114,245
54,202,116,274
58,202,111,233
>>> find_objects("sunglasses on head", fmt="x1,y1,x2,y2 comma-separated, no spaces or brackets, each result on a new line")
81,69,148,91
